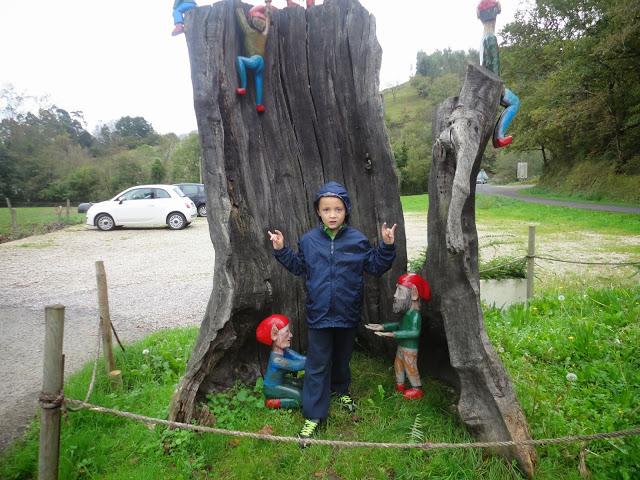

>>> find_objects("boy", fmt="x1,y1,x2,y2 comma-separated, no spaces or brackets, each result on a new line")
268,181,396,439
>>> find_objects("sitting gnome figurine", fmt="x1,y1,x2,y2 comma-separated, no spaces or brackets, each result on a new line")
256,314,306,408
365,273,431,400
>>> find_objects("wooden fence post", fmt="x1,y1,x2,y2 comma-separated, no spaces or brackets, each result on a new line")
5,197,17,235
526,225,536,300
95,261,116,375
66,199,70,220
38,305,65,480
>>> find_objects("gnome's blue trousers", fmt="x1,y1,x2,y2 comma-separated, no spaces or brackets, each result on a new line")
173,2,197,24
494,88,520,142
236,55,265,106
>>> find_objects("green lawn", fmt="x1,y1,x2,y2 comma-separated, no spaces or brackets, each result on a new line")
401,194,640,235
0,207,84,239
1,287,638,480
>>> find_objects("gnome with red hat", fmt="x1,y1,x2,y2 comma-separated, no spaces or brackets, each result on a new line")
234,0,275,113
256,314,306,408
365,273,431,400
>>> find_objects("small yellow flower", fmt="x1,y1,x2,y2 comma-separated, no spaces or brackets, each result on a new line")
568,336,574,341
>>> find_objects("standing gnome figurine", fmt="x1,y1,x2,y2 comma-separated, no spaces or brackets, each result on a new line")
256,314,306,409
365,273,431,400
477,0,520,148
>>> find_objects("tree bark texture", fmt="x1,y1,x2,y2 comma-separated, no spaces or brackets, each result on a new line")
419,63,536,478
169,0,405,423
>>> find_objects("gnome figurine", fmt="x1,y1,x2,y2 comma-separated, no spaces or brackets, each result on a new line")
365,273,431,400
256,314,306,408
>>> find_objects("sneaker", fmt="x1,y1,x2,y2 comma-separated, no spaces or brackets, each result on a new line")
298,418,320,439
337,393,356,412
171,24,185,36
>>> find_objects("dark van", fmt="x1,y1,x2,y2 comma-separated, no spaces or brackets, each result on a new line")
174,183,207,217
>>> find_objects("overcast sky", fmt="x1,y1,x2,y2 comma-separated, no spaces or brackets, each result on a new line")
1,0,524,135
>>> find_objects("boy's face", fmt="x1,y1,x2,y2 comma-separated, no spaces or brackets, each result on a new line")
317,196,346,233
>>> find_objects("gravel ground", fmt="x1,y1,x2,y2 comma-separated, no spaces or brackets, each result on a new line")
0,218,215,450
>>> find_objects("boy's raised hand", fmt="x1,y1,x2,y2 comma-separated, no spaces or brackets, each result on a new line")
381,222,397,245
268,229,285,250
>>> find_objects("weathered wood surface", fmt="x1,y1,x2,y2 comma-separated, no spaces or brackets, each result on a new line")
169,0,406,422
419,63,536,478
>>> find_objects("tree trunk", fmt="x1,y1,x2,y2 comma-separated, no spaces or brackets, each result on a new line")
169,0,405,423
419,63,536,478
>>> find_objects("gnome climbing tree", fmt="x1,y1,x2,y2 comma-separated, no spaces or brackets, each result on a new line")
169,0,406,423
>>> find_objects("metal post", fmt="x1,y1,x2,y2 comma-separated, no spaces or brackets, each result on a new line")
38,305,65,480
527,225,536,300
95,261,116,375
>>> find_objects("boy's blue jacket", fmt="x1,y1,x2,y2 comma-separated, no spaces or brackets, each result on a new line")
274,182,396,329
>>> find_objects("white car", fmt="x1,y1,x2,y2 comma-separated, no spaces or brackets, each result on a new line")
86,185,197,231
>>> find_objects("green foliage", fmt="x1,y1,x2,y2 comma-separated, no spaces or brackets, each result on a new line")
170,132,202,183
408,249,526,280
416,48,478,78
149,159,166,184
0,86,200,204
531,160,640,204
502,0,640,174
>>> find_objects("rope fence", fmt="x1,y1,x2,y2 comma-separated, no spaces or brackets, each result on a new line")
62,398,640,451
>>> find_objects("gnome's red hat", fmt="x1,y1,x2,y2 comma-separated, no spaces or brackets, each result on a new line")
477,0,501,21
256,314,289,346
248,4,278,20
397,273,431,301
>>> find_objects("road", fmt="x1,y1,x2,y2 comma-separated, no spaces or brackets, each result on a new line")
476,184,640,214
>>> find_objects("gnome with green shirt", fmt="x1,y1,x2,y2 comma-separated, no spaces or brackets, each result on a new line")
366,273,431,400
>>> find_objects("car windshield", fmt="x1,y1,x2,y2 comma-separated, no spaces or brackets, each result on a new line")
172,186,186,197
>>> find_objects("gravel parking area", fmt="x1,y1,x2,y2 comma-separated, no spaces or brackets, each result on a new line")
0,218,215,450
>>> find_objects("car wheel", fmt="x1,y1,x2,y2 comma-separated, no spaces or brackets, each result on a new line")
197,204,207,217
167,212,187,230
96,214,115,231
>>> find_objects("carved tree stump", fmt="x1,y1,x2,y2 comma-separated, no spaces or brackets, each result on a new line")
419,63,536,478
169,0,405,423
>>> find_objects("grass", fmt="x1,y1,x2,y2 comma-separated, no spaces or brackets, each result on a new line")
523,187,640,207
1,286,638,480
0,207,85,242
401,194,640,235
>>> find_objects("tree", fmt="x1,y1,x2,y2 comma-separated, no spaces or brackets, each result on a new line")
170,0,406,426
501,0,640,173
170,133,201,182
113,116,159,148
422,64,536,478
150,159,166,183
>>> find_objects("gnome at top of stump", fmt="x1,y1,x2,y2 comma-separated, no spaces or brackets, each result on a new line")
256,314,306,409
234,0,274,113
477,0,520,148
366,273,431,400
